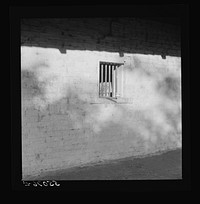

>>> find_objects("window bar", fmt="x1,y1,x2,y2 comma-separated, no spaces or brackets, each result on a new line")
103,64,106,97
99,63,101,97
101,63,103,97
112,65,115,98
105,64,107,97
110,65,113,97
121,65,123,97
108,64,110,97
115,65,118,97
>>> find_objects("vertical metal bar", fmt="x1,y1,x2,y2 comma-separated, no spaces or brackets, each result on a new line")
110,64,112,97
105,64,107,97
115,65,117,97
108,64,110,97
101,63,103,97
103,64,105,97
121,65,123,97
112,65,115,98
99,62,101,97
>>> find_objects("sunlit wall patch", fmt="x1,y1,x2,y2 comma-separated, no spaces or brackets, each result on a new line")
21,46,182,149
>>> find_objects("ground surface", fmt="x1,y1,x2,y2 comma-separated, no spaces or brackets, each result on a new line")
28,148,182,180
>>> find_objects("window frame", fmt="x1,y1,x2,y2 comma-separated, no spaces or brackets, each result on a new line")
98,61,124,99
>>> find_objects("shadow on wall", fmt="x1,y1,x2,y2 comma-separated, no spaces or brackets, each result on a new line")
21,17,181,57
21,46,182,157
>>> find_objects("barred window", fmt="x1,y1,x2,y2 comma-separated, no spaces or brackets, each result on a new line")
99,62,123,98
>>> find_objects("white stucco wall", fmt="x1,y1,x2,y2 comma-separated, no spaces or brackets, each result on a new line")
21,46,181,179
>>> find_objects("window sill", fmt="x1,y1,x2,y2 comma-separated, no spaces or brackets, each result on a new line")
89,97,134,104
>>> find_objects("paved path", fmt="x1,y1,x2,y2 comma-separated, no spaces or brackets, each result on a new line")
30,149,182,180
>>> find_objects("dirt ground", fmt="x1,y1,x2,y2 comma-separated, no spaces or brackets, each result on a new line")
29,148,182,180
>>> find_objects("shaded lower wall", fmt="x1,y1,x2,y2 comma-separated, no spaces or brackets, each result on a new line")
21,46,181,179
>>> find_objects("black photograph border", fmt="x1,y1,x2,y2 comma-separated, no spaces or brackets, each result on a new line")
10,3,190,192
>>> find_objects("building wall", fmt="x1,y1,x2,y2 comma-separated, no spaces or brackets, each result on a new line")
21,18,181,179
